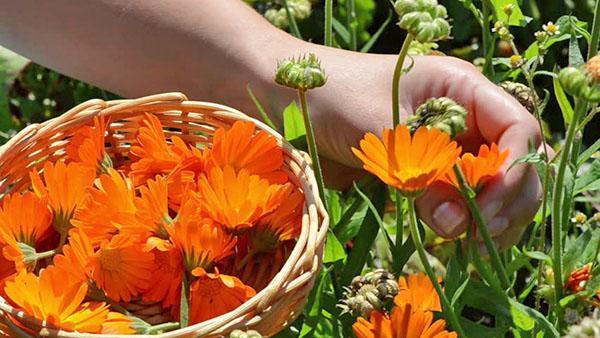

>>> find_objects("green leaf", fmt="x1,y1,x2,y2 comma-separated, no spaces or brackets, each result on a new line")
578,138,600,166
324,231,347,263
568,28,585,68
0,46,28,133
340,183,386,285
332,18,351,45
507,152,547,172
247,84,277,130
509,299,559,337
563,228,600,278
283,101,307,150
360,10,392,53
510,300,535,332
489,0,529,26
575,159,600,194
553,70,575,125
299,270,330,337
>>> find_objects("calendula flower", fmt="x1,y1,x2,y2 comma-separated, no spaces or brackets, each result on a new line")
134,175,172,238
72,168,138,245
167,199,236,272
88,234,154,302
30,161,96,236
142,243,184,309
442,143,509,191
101,312,136,334
249,185,303,252
51,229,94,285
195,166,289,231
395,273,442,313
542,21,560,36
208,121,287,183
352,125,461,196
352,303,457,338
66,116,112,173
566,264,592,293
189,268,256,324
0,192,53,269
129,114,204,186
4,268,109,333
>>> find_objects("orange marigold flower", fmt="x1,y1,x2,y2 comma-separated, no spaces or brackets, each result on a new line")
208,120,287,183
72,168,138,245
52,229,94,284
129,114,204,186
4,268,110,333
142,243,184,309
566,263,592,293
0,192,53,269
395,273,442,313
249,185,304,252
101,312,136,334
195,166,289,230
134,175,172,238
352,126,461,196
30,161,96,236
66,116,112,173
88,235,154,302
189,268,256,324
352,304,457,338
167,199,236,272
443,143,509,191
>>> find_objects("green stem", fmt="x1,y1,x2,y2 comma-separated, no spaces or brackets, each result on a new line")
453,165,513,295
588,0,600,60
392,34,414,126
282,0,302,39
146,322,181,334
395,194,404,252
346,0,357,50
298,90,327,208
407,197,465,336
180,273,190,328
551,100,587,332
481,0,495,77
246,85,277,130
324,0,333,47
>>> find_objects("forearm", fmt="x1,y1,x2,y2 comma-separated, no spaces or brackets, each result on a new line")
0,0,299,115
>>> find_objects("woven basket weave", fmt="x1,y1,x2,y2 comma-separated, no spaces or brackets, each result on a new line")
0,92,329,338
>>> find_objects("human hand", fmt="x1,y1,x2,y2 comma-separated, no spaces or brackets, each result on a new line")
293,52,543,249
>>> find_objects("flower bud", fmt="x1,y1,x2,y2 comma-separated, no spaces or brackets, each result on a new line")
394,0,451,42
559,67,590,98
586,54,600,83
230,329,263,338
499,81,539,113
263,0,312,29
408,97,468,137
408,41,440,56
275,54,327,91
510,54,524,68
503,4,514,16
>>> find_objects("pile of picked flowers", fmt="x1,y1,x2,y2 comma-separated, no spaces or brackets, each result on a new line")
0,115,303,334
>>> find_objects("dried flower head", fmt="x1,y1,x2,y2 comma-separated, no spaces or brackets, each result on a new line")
338,269,399,317
275,54,327,91
408,97,468,138
499,81,539,113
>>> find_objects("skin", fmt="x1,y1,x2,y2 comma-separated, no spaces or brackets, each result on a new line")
0,0,542,248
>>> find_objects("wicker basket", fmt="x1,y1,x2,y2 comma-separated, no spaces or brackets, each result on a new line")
0,92,329,338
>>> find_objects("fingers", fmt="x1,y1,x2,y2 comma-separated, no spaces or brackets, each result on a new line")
415,182,469,238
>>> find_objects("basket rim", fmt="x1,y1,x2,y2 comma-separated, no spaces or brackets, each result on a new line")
0,92,329,338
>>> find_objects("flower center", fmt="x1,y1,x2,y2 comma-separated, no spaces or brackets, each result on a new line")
396,167,426,181
98,249,123,271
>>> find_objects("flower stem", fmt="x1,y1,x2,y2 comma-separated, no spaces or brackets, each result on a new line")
146,322,180,334
298,90,327,208
551,100,587,331
406,197,465,336
324,0,333,47
346,0,357,50
392,34,414,127
453,165,513,295
180,272,191,328
282,0,302,39
247,85,277,130
588,0,600,59
481,0,495,77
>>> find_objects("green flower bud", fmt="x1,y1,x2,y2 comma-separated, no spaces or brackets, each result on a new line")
230,330,263,338
275,54,327,91
408,41,440,56
559,67,594,99
264,8,289,29
499,81,539,113
394,0,450,42
408,97,468,137
503,4,514,16
263,0,312,29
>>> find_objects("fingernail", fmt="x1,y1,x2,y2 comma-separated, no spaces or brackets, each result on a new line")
488,217,509,236
481,200,503,221
433,201,467,237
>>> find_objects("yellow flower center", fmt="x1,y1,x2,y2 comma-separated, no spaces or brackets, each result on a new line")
98,249,123,271
546,24,558,34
